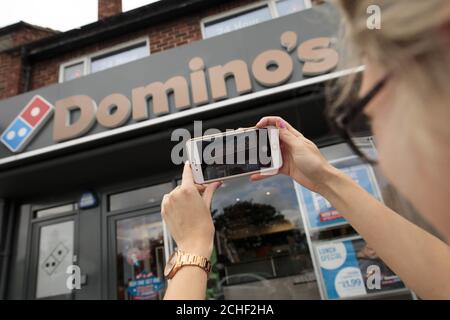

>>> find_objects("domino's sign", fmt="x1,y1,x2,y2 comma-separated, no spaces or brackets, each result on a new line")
1,95,54,153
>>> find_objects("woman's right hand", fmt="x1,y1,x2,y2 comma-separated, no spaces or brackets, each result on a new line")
251,116,338,194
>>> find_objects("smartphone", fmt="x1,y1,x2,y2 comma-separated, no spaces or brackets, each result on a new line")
186,126,282,184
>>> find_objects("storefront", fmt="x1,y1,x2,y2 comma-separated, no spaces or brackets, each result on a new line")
0,3,426,300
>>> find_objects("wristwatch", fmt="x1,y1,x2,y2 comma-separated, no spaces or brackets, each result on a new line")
164,249,211,279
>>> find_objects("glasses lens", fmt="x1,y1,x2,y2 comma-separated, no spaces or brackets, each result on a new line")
346,112,378,163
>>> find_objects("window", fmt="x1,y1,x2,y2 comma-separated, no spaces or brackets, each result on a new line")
91,43,149,73
203,5,272,39
59,38,149,83
36,221,74,299
276,0,309,17
208,175,320,300
62,62,85,82
34,203,78,219
115,215,166,300
202,0,312,39
108,182,173,212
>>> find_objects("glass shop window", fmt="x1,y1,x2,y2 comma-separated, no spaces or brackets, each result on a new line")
108,182,173,212
116,215,166,300
208,175,321,300
299,141,421,300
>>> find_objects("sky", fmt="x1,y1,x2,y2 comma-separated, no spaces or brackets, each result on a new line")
0,0,161,32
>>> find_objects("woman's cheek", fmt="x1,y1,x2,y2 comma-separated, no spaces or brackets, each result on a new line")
372,109,403,183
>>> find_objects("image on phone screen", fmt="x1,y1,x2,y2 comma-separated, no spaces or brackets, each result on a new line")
197,128,272,181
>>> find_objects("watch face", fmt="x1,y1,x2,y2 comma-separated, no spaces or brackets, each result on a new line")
164,251,177,277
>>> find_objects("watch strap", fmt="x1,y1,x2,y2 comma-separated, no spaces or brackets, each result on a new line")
177,250,212,273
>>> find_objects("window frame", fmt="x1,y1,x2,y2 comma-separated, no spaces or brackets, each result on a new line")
58,36,150,83
200,0,312,39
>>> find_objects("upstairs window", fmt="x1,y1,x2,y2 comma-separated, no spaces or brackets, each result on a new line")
202,0,312,39
59,38,149,83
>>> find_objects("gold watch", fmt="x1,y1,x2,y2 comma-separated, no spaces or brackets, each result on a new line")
164,249,211,279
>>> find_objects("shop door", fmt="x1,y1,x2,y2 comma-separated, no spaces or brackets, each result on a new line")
108,208,167,300
28,212,78,300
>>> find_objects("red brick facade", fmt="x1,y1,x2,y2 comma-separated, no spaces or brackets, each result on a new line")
1,0,319,100
98,0,122,20
0,25,57,100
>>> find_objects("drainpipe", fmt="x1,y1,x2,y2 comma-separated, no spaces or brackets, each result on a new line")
0,199,14,300
20,46,31,93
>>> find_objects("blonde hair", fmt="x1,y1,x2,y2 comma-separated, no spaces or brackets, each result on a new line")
330,0,450,137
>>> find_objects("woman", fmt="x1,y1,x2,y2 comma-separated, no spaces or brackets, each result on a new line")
162,0,450,300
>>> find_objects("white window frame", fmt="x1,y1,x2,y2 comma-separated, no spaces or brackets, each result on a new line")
200,0,312,39
58,37,150,83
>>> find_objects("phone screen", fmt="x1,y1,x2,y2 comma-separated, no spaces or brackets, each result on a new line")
196,128,273,181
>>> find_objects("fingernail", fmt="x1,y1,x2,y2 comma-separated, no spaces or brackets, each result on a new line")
185,160,190,165
277,120,286,129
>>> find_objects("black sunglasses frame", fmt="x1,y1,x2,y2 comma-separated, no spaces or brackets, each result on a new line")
329,75,389,164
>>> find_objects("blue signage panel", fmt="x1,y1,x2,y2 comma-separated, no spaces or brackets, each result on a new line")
297,164,380,230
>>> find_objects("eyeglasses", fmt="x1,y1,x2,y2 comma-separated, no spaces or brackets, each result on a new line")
329,75,389,164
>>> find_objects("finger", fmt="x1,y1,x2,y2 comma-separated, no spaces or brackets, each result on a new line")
249,173,274,182
202,181,222,207
181,160,195,187
195,184,206,193
256,116,303,137
278,124,301,148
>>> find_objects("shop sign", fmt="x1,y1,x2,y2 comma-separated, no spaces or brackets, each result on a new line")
1,35,338,153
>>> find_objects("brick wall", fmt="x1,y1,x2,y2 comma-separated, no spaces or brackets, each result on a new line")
0,26,56,100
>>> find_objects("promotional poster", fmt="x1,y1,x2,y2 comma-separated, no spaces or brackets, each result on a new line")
297,163,381,230
315,237,405,299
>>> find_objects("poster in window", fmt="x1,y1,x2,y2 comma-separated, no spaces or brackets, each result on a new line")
296,163,381,230
315,237,406,299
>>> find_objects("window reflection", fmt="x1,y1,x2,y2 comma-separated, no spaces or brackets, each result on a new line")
116,215,165,300
209,175,320,299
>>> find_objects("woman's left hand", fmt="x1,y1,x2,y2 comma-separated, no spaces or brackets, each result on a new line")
161,162,221,258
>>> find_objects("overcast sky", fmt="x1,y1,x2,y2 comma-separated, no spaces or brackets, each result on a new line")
0,0,161,31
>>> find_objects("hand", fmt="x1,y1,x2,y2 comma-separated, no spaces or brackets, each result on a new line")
161,162,221,258
251,116,338,194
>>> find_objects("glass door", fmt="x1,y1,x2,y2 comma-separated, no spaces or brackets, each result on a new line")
108,208,166,300
28,214,78,300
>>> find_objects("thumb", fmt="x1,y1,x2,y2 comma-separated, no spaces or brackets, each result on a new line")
202,181,221,208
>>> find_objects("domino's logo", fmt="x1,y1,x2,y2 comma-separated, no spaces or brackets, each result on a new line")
1,95,54,153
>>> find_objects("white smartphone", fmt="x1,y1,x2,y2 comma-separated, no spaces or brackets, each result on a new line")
186,126,282,184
